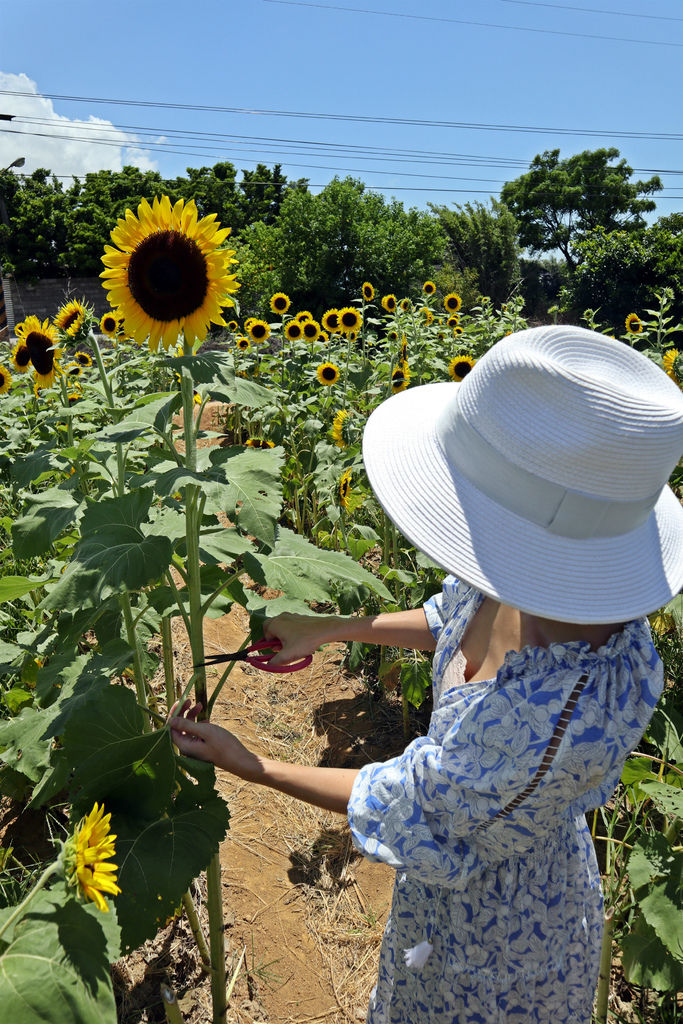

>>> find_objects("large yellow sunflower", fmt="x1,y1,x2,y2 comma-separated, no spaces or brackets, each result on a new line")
15,316,63,387
100,195,240,352
295,310,314,323
444,292,462,313
381,294,397,313
391,362,410,393
11,339,31,374
316,362,340,386
0,364,12,395
247,319,270,343
422,280,436,296
331,408,351,448
302,319,321,342
362,282,375,301
322,309,341,333
270,292,291,315
449,354,476,381
284,320,304,342
100,311,119,337
338,307,362,335
625,313,643,335
54,299,88,338
663,348,680,383
64,803,121,913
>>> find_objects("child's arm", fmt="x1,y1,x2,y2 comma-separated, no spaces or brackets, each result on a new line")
169,702,358,815
263,607,436,666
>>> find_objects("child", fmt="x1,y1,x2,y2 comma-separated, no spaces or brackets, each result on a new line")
170,325,683,1023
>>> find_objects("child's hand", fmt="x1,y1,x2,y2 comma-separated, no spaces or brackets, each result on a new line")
262,612,340,666
168,701,263,780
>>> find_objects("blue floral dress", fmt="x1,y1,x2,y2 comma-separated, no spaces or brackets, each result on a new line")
347,577,663,1024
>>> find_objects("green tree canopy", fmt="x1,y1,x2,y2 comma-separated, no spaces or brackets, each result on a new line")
500,148,662,270
429,198,520,305
264,176,446,312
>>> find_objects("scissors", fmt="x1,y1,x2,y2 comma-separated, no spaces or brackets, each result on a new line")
194,638,312,674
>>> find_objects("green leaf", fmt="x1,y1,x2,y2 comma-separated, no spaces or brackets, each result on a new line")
11,487,82,558
113,777,229,952
400,660,432,709
42,490,174,608
197,526,253,565
214,446,283,546
663,593,683,630
639,778,683,819
640,880,683,964
10,446,69,488
0,706,56,783
244,527,392,604
63,687,175,819
621,756,656,786
93,420,158,444
0,890,118,1023
3,688,33,715
621,915,683,991
628,833,679,892
0,576,51,603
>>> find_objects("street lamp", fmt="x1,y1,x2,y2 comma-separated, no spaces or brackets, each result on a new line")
0,156,25,227
2,157,25,173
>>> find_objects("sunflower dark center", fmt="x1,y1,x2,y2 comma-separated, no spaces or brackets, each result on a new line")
274,297,287,310
25,332,55,374
393,370,405,383
341,312,357,327
289,324,302,338
322,366,336,381
103,315,117,332
251,324,266,339
303,323,317,337
15,345,31,368
128,230,208,322
0,371,6,386
76,353,91,366
326,314,339,329
454,361,472,378
63,310,80,329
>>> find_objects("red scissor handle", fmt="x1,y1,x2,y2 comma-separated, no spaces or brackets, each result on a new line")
247,638,313,673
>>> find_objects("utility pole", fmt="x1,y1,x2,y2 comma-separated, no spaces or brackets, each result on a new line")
0,151,24,341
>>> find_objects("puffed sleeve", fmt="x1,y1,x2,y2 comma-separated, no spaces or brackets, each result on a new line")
423,575,478,642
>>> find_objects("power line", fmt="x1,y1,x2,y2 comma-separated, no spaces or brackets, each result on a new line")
3,87,683,141
262,0,683,48
495,0,683,23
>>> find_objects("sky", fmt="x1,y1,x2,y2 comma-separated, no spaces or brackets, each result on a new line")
1,0,683,221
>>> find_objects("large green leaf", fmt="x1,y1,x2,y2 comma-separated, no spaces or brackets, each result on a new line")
400,660,432,709
210,446,283,546
621,915,683,991
0,890,119,1023
640,880,683,964
113,759,230,952
627,833,677,892
166,354,272,409
639,778,683,818
0,706,57,783
0,575,53,603
11,446,69,488
244,527,392,604
42,490,174,608
63,687,175,819
11,487,83,558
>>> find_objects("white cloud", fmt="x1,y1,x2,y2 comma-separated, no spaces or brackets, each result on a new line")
0,72,159,179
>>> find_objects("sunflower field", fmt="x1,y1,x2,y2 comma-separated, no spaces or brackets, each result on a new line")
0,195,681,1024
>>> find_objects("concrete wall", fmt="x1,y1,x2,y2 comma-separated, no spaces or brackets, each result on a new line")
5,276,108,331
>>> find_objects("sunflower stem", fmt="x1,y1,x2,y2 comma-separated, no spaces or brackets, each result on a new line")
89,332,115,411
161,615,177,710
181,889,212,971
120,592,151,732
206,852,227,1023
0,860,61,942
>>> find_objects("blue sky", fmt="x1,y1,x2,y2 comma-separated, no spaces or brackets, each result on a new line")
2,0,683,219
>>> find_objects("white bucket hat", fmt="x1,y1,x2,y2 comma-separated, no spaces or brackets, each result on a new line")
363,325,683,623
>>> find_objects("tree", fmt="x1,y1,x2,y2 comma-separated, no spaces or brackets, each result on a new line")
239,163,288,226
429,198,520,305
268,176,446,312
0,169,70,279
500,148,662,270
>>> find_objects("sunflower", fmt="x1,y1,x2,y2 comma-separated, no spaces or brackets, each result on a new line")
338,307,362,335
400,298,412,312
227,319,239,332
64,803,121,913
444,292,462,313
663,348,680,383
0,365,11,395
65,363,82,379
236,335,250,351
54,299,88,338
270,292,291,315
284,320,303,342
362,282,375,302
15,316,63,387
322,309,341,333
100,195,240,352
319,330,329,343
11,339,31,374
316,362,340,386
247,319,270,344
625,313,643,335
391,362,410,393
246,437,275,449
99,311,119,337
399,336,408,363
421,307,434,325
381,294,397,313
449,355,476,381
295,310,314,323
447,313,460,328
387,329,399,343
302,319,321,342
453,326,464,337
73,351,92,368
244,317,256,329
422,281,436,296
331,408,353,448
339,468,352,511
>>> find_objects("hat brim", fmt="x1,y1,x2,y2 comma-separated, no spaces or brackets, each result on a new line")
362,382,683,623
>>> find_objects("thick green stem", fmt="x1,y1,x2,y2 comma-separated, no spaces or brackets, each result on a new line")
206,852,227,1024
120,592,151,732
595,906,615,1023
0,860,60,941
160,983,185,1024
182,889,212,970
89,332,115,410
161,615,176,710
